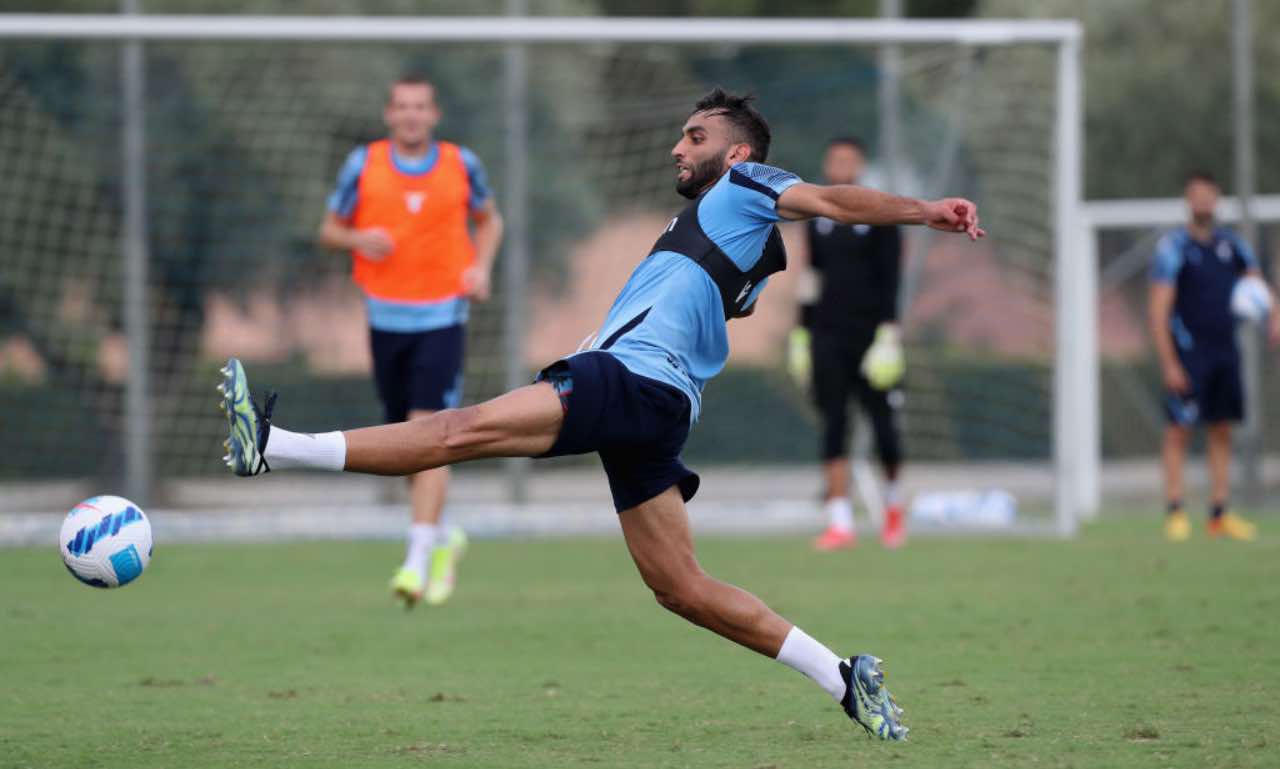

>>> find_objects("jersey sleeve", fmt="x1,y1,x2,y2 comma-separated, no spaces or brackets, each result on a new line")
1226,229,1260,271
1150,232,1184,284
723,162,803,224
459,146,493,213
326,146,368,219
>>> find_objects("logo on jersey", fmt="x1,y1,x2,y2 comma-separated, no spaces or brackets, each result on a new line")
736,281,754,304
1216,240,1233,262
405,191,427,213
665,216,678,233
853,223,871,236
815,217,835,236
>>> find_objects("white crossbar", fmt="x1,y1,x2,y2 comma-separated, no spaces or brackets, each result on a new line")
0,15,1081,44
1082,195,1280,229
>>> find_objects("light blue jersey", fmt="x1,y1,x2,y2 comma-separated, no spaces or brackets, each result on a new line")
581,162,801,422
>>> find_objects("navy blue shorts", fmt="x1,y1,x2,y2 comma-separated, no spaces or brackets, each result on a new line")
369,324,465,423
1164,347,1243,425
537,351,700,513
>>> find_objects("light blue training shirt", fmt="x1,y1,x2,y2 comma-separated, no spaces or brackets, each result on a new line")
581,161,802,422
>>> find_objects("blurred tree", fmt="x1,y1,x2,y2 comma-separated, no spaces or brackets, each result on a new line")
0,0,606,477
982,0,1280,199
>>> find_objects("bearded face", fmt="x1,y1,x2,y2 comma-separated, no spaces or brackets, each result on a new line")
675,148,729,199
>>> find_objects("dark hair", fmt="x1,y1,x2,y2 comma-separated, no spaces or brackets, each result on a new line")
389,73,434,100
826,136,866,155
690,87,772,163
1185,170,1218,187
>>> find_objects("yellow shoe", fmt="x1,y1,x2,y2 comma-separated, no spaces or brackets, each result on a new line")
424,527,468,606
1164,510,1191,542
1207,512,1258,541
390,567,424,609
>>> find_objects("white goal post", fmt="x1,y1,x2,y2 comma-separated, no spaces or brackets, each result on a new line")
0,14,1087,536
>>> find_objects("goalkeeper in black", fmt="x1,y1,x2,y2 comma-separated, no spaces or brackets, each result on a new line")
790,137,906,550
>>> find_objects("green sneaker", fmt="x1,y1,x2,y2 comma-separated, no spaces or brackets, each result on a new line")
218,357,275,477
840,655,908,741
424,527,468,606
390,566,425,609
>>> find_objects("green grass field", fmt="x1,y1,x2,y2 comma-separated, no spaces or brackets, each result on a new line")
3,515,1278,769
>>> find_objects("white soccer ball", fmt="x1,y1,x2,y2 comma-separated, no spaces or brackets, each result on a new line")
59,495,153,588
1231,275,1273,324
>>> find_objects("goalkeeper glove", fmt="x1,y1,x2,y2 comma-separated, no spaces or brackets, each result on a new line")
861,323,904,390
787,327,811,389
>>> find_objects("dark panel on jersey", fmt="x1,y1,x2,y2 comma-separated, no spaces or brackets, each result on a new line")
649,196,787,320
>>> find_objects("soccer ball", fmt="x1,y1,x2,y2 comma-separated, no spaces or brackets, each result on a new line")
1230,275,1272,324
59,495,153,588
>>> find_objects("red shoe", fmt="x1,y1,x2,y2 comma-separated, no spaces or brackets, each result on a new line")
813,525,856,551
881,504,906,549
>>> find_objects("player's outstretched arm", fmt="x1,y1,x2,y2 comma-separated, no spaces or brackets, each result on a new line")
776,183,984,240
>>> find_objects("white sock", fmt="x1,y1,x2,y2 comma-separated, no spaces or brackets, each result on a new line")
885,481,903,507
403,523,440,580
825,497,855,532
265,428,346,471
776,626,845,702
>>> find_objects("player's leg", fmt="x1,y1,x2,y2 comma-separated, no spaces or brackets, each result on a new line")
360,330,442,606
811,333,856,550
858,379,905,548
220,356,563,477
396,325,468,607
618,485,907,740
1160,351,1201,541
1205,420,1231,514
620,485,790,654
1203,357,1256,540
1160,424,1191,541
395,409,461,608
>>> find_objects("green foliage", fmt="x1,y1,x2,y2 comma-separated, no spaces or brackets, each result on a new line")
3,517,1278,767
981,0,1280,198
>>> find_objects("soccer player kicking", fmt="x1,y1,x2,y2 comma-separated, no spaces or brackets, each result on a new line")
220,88,982,741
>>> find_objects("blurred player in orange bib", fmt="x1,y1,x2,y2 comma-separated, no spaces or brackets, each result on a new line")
319,74,503,607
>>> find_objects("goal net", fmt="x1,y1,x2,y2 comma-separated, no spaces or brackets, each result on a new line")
0,16,1084,536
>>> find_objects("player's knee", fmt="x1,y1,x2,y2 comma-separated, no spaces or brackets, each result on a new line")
653,586,696,619
650,575,708,620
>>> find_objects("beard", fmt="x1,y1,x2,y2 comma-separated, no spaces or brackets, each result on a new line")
675,151,727,199
1191,211,1215,227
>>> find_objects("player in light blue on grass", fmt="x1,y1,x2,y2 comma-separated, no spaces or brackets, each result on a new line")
220,88,984,742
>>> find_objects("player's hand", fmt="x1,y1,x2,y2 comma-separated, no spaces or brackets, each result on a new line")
463,265,492,301
1162,362,1190,394
861,323,905,390
925,198,985,240
786,327,811,389
353,228,394,259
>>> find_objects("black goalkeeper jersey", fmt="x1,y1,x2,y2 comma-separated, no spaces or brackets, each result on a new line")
802,217,902,336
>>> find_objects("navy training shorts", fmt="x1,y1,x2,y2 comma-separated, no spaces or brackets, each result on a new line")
369,324,465,423
1164,346,1243,425
537,351,701,513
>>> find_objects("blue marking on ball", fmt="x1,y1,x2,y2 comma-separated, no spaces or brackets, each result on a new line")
109,545,144,586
